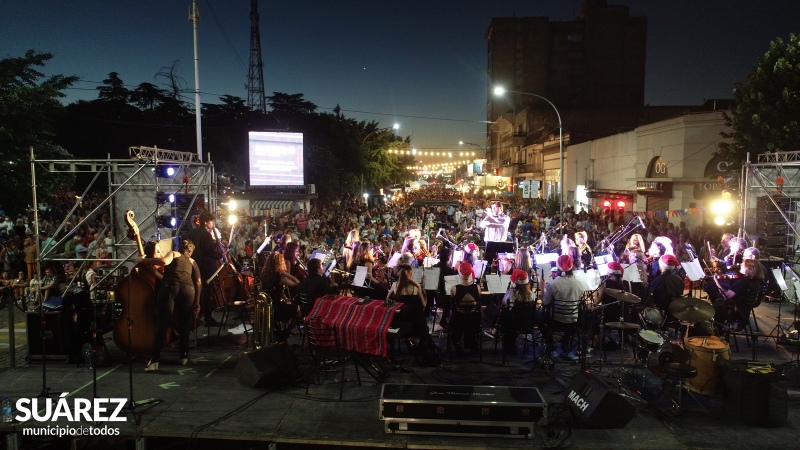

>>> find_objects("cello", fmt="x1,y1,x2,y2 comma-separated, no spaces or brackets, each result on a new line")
113,211,162,356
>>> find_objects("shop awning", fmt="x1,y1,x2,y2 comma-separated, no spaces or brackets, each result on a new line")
249,200,293,216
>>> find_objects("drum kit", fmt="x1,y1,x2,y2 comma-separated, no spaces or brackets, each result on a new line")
599,292,731,397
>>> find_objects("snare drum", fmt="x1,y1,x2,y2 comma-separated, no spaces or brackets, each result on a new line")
637,329,666,353
684,336,731,396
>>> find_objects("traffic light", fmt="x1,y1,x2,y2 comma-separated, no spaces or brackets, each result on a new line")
616,200,626,218
602,200,612,215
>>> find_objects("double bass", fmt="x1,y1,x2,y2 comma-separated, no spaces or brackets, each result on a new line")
113,211,162,355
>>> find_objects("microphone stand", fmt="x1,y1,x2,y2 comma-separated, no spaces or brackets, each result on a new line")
603,217,643,259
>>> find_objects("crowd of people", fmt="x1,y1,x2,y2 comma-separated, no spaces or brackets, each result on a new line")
0,184,768,365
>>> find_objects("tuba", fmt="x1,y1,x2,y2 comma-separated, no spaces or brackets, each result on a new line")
253,293,274,349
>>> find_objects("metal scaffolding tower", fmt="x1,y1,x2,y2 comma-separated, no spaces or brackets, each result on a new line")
246,0,266,113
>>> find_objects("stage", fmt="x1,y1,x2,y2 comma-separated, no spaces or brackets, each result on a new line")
1,298,799,449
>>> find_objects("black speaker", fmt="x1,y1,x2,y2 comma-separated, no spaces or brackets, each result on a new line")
565,370,636,428
723,361,788,427
235,344,299,389
26,311,68,359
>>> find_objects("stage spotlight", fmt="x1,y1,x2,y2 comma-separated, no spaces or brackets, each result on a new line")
157,215,178,228
155,165,177,178
156,191,175,205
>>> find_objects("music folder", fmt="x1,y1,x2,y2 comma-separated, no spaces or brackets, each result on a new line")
681,259,705,282
423,267,440,291
485,274,511,294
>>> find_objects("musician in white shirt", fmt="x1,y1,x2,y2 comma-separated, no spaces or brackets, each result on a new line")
479,201,510,242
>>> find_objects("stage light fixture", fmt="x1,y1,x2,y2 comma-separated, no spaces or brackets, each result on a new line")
155,165,177,178
156,191,175,205
157,215,178,228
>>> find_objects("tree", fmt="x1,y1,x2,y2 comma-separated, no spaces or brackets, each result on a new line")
716,34,800,169
0,50,77,215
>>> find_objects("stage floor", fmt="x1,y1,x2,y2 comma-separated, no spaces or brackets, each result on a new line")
1,299,799,449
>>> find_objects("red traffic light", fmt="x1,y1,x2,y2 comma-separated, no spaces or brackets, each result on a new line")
602,200,612,208
616,200,626,208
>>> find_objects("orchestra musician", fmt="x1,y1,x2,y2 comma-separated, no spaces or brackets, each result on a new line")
623,233,647,264
712,259,761,332
514,248,536,286
185,211,223,326
575,231,594,269
342,229,360,272
479,201,510,243
648,255,684,319
496,269,536,355
560,234,581,270
449,262,480,353
647,236,674,281
401,225,428,267
704,237,745,300
295,258,338,316
283,241,307,282
627,248,649,302
709,232,736,266
259,252,301,342
431,247,458,328
388,264,428,343
541,255,583,359
139,239,202,371
356,240,382,289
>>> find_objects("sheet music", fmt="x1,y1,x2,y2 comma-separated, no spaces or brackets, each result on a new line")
534,253,559,265
451,250,464,268
597,263,609,277
594,254,613,266
772,267,788,291
622,264,642,283
411,267,424,284
353,266,368,287
485,274,511,294
387,252,402,268
681,259,705,282
310,250,329,261
423,257,439,268
444,275,460,294
574,269,601,291
423,267,440,290
472,260,488,279
325,259,337,277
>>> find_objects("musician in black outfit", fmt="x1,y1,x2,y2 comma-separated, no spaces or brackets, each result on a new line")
185,211,223,326
648,255,684,319
432,247,458,328
713,259,762,331
295,258,337,316
140,239,201,371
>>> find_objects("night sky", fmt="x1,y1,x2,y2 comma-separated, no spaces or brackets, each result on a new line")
2,0,798,153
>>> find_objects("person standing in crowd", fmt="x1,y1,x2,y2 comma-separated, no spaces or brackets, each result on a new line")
185,211,223,326
138,239,201,371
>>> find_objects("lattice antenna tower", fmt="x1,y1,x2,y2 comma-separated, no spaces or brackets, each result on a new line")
246,0,266,113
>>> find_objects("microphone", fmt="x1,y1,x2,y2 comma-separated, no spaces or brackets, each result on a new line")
636,215,646,229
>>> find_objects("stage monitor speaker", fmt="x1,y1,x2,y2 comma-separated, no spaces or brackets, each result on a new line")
235,344,299,389
565,370,635,428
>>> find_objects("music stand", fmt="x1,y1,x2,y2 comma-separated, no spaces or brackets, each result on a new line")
484,241,514,274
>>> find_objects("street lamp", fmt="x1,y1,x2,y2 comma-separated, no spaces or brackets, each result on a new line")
493,86,564,218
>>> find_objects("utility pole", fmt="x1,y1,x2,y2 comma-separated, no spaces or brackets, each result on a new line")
189,0,203,162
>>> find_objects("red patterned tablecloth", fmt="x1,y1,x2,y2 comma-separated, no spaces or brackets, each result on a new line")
305,295,398,357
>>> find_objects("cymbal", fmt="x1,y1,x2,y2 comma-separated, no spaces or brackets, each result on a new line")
604,288,642,304
669,297,715,322
605,321,640,330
